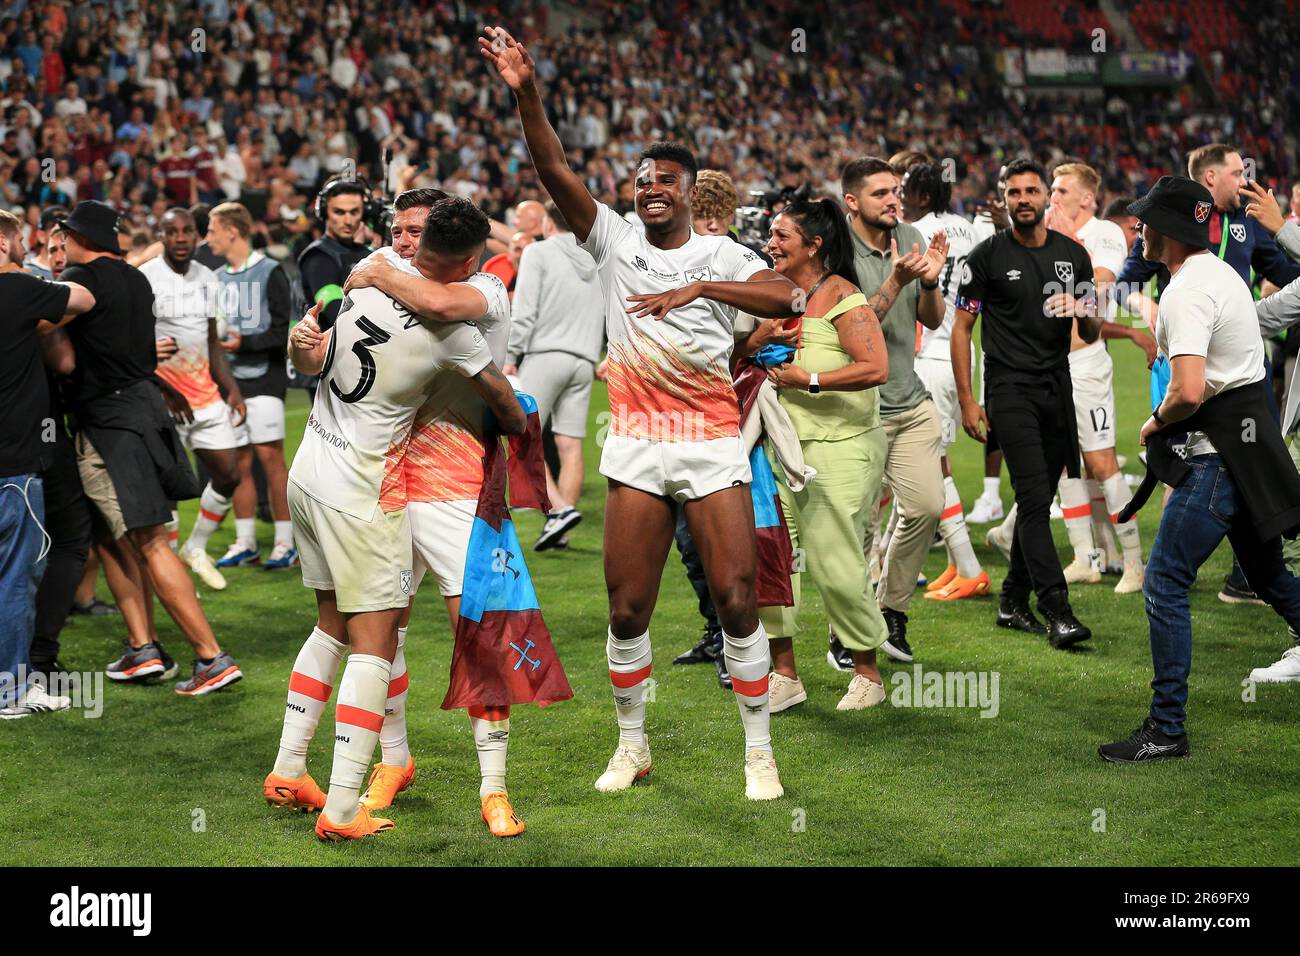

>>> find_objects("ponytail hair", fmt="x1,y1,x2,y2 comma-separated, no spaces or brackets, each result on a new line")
778,197,859,288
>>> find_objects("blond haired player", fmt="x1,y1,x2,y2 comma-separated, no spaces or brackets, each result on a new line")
483,25,801,801
262,198,524,841
990,163,1154,594
336,188,529,837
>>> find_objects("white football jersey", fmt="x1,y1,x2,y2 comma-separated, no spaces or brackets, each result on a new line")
1076,216,1128,320
913,211,983,361
289,285,492,521
139,256,222,408
580,201,767,441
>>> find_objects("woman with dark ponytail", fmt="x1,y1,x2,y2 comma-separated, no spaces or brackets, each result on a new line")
734,197,893,712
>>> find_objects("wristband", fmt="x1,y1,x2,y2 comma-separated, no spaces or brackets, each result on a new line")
920,279,939,290
1152,407,1166,426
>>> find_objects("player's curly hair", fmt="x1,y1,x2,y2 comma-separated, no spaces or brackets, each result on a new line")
901,162,952,215
639,141,698,182
418,196,490,256
692,170,740,222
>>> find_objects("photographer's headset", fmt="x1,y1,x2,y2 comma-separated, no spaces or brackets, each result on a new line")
314,174,386,229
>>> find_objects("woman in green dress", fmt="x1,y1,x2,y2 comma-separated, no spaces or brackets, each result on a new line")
736,198,891,711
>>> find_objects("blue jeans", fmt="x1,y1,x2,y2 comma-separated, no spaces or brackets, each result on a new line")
1146,455,1300,735
0,474,46,706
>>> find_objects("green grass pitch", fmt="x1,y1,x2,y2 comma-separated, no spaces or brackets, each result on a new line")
4,339,1298,866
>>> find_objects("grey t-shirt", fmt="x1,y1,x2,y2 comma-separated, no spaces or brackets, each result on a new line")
849,221,929,417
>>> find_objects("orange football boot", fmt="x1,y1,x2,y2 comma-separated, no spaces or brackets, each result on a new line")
481,792,526,838
924,569,992,601
359,756,417,812
263,771,327,812
926,565,958,592
315,805,395,842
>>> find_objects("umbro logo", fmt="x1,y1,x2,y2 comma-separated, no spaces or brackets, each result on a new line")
1006,269,1022,281
634,256,648,271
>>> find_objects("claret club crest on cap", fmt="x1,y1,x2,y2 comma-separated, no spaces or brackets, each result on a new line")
1194,200,1211,223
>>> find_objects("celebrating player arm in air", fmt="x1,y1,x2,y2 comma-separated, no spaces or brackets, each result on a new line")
482,23,803,802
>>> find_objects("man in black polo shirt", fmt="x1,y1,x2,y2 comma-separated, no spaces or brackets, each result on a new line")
58,200,244,697
950,159,1102,648
0,208,95,718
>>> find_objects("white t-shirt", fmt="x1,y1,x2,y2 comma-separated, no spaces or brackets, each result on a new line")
290,285,492,521
139,256,222,409
580,201,767,441
1068,215,1130,361
913,211,983,361
1156,252,1266,456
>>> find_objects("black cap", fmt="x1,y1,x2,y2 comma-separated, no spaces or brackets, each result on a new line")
1127,176,1214,250
64,200,122,253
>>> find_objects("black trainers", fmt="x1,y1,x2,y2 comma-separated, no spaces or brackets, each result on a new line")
826,631,854,672
534,507,582,552
156,642,179,681
880,608,913,662
71,597,118,617
1039,592,1091,649
673,627,722,665
995,595,1047,635
714,654,732,690
1099,717,1190,763
1218,580,1266,606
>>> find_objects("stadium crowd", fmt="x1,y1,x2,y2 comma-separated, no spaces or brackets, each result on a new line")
2,0,1300,836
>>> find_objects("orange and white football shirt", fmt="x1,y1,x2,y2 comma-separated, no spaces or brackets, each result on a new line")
580,202,767,443
139,256,222,410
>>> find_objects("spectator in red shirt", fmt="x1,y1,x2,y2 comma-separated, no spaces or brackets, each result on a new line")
159,134,197,205
481,230,534,296
188,129,222,204
40,35,64,93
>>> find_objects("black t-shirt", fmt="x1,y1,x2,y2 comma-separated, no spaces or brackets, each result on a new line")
299,237,372,330
957,229,1095,380
0,272,71,474
61,257,158,408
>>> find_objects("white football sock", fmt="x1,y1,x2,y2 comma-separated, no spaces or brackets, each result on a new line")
1102,473,1142,563
939,476,981,578
235,517,257,551
982,476,1001,500
379,626,410,767
273,626,347,778
469,704,511,797
606,628,652,748
1087,479,1121,565
166,510,180,552
274,520,295,549
1058,476,1095,562
724,623,772,753
185,484,231,553
323,654,391,824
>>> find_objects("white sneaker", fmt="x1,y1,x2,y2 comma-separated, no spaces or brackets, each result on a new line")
1049,497,1064,520
836,674,887,711
594,741,652,793
0,683,72,719
744,749,783,800
182,547,227,591
985,523,1013,560
768,672,807,713
1114,558,1144,594
1064,549,1103,584
967,494,1004,524
1248,646,1300,684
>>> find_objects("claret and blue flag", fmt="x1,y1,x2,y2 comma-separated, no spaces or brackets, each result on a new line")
441,393,574,711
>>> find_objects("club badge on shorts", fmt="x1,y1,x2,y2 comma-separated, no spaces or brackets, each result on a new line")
399,569,413,595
